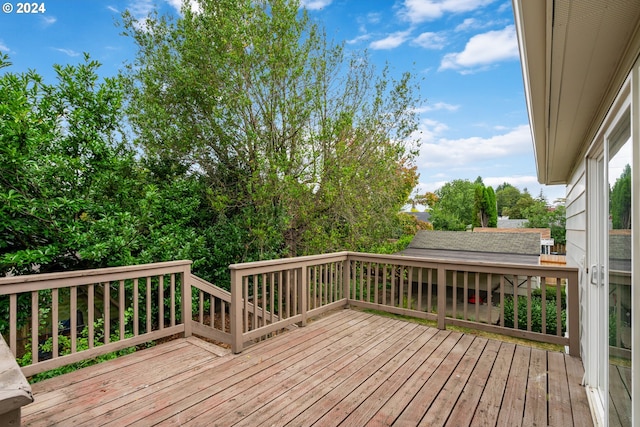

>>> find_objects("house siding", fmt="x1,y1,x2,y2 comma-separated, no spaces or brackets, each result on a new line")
565,161,587,360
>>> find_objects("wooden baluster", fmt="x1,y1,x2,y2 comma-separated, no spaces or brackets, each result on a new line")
541,276,547,334
382,265,387,306
119,280,125,340
158,275,164,330
146,277,152,334
486,273,492,325
104,282,110,345
417,268,423,312
451,272,457,320
474,273,480,323
133,278,139,337
88,284,94,349
52,288,59,357
512,274,518,331
527,277,532,331
9,294,16,357
270,272,275,324
463,272,468,321
71,286,78,353
31,291,38,364
199,290,204,324
170,274,176,327
278,271,283,322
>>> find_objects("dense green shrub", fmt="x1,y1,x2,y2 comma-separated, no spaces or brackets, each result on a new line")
503,295,566,335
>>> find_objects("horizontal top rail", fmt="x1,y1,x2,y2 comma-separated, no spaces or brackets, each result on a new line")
190,274,231,301
229,252,350,275
347,252,579,276
0,260,192,294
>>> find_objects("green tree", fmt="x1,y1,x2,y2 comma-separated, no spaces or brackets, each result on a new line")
504,189,534,219
430,179,476,230
522,197,566,246
122,0,421,257
0,53,137,274
472,181,497,228
495,182,521,217
611,164,631,229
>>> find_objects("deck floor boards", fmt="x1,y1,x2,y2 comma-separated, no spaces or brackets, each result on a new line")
21,309,593,427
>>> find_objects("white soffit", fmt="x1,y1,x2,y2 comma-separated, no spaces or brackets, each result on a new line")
515,0,640,184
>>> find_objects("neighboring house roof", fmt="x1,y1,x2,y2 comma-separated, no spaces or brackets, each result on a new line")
398,230,540,265
406,212,431,223
474,227,551,240
496,218,527,229
610,229,632,272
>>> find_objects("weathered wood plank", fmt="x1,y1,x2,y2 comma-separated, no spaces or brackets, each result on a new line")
21,309,594,427
391,334,475,425
523,348,548,426
469,342,516,427
564,355,593,427
283,323,425,427
365,332,466,426
208,319,422,427
98,311,384,426
547,351,572,427
339,329,446,426
308,326,440,426
419,336,488,426
232,321,429,427
495,345,531,427
445,339,501,427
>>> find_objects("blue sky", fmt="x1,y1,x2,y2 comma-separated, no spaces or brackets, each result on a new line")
0,0,566,205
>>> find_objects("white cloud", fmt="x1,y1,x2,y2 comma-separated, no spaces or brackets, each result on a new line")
455,18,477,31
0,41,9,52
347,34,371,45
369,30,412,50
300,0,332,10
439,25,518,72
127,0,155,19
41,16,57,26
399,0,495,23
107,5,119,13
412,32,447,49
54,48,80,57
165,0,200,13
416,124,532,168
416,102,460,113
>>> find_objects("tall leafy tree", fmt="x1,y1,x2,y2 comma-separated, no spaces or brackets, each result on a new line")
472,182,497,228
495,182,521,217
122,0,421,257
430,179,476,231
0,53,137,274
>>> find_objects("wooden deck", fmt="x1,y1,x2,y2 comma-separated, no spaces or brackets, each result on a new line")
21,309,593,426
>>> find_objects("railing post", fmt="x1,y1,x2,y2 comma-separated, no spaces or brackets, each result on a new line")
343,255,351,306
182,263,193,338
567,269,580,357
298,266,307,327
230,269,243,354
437,264,446,330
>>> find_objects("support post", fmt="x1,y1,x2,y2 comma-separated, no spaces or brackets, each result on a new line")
567,269,580,357
298,267,307,327
343,257,351,306
230,269,244,354
181,263,193,338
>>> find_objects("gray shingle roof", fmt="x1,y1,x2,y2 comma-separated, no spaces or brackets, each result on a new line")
407,230,540,256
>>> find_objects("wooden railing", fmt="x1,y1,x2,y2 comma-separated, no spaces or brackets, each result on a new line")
229,252,349,353
0,261,194,377
229,252,580,357
1,251,581,381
